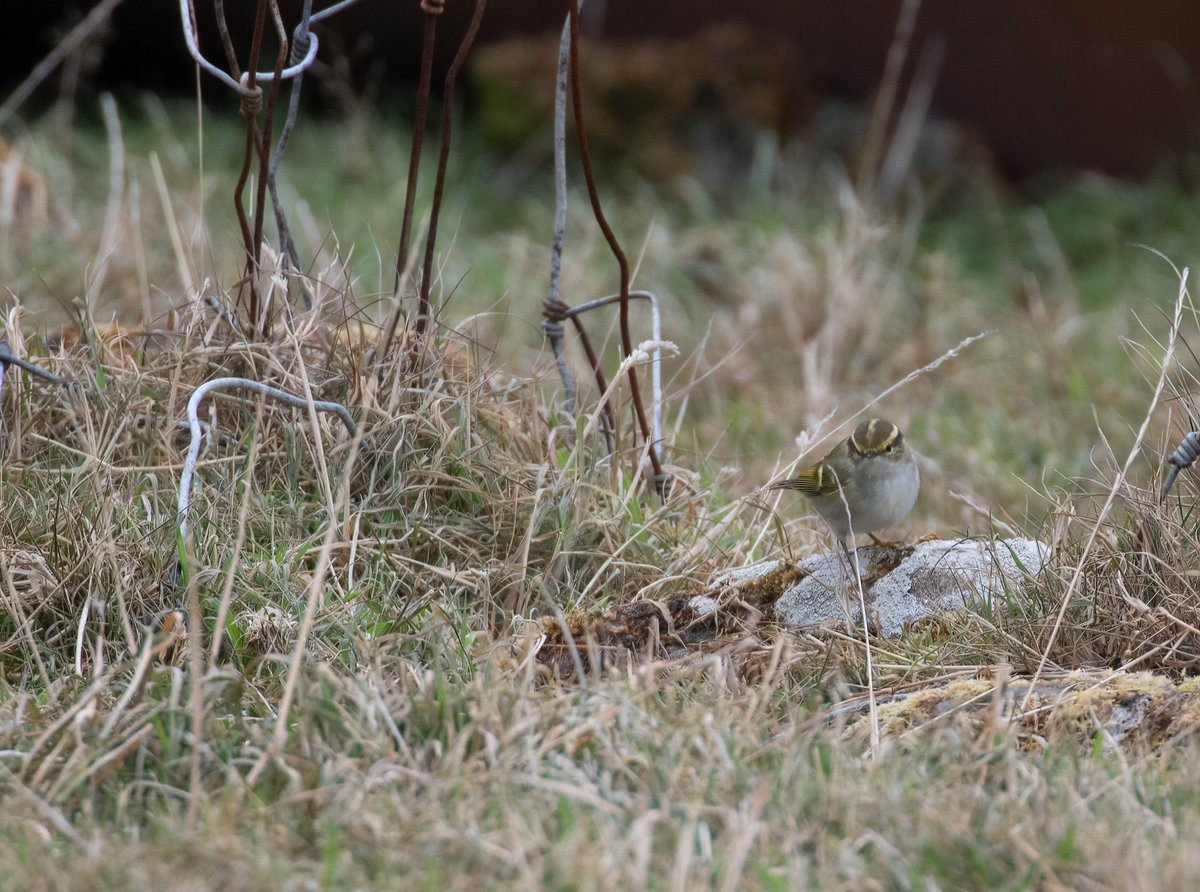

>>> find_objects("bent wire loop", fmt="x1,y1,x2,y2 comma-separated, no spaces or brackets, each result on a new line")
176,0,363,93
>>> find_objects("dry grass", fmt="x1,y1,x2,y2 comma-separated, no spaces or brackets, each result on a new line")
2,99,1200,889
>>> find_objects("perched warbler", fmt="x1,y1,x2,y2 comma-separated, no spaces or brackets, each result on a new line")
771,418,919,554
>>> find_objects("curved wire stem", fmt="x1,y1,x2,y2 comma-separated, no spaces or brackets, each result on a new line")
178,0,349,94
0,342,71,387
176,377,357,546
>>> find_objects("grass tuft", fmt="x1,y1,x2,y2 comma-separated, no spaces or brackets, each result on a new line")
3,99,1200,886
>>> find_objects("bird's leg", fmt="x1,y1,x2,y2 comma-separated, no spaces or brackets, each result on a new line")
836,537,860,627
837,537,852,567
845,539,867,589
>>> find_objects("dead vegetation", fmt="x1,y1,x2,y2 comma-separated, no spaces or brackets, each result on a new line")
2,114,1200,882
5,4,1200,882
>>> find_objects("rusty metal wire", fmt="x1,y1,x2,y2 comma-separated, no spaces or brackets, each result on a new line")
563,0,668,494
222,0,272,329
413,0,490,349
374,0,443,376
174,0,666,492
395,2,442,292
178,0,366,332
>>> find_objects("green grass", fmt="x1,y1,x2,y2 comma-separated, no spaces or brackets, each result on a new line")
2,94,1200,889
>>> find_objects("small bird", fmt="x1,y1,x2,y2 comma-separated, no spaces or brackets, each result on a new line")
771,418,920,555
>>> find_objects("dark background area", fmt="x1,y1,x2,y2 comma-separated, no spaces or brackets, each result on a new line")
7,0,1200,178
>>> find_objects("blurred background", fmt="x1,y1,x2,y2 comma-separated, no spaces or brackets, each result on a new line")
7,0,1200,179
5,0,1200,532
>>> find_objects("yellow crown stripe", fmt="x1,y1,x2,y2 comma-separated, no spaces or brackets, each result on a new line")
851,418,899,454
876,423,900,451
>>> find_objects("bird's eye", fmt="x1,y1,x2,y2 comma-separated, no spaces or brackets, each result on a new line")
885,443,894,452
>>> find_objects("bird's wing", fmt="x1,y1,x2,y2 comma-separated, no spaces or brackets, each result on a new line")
772,458,852,496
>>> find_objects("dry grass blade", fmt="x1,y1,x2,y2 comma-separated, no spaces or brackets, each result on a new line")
10,11,1200,885
1023,268,1188,705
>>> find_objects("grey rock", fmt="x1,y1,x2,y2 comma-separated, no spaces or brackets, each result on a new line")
686,595,720,617
776,538,1050,636
712,539,1050,638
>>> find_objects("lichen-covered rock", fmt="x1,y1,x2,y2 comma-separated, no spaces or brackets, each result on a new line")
717,538,1049,637
836,671,1200,754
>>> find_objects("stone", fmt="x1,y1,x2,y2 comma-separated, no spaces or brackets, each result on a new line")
714,538,1050,638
